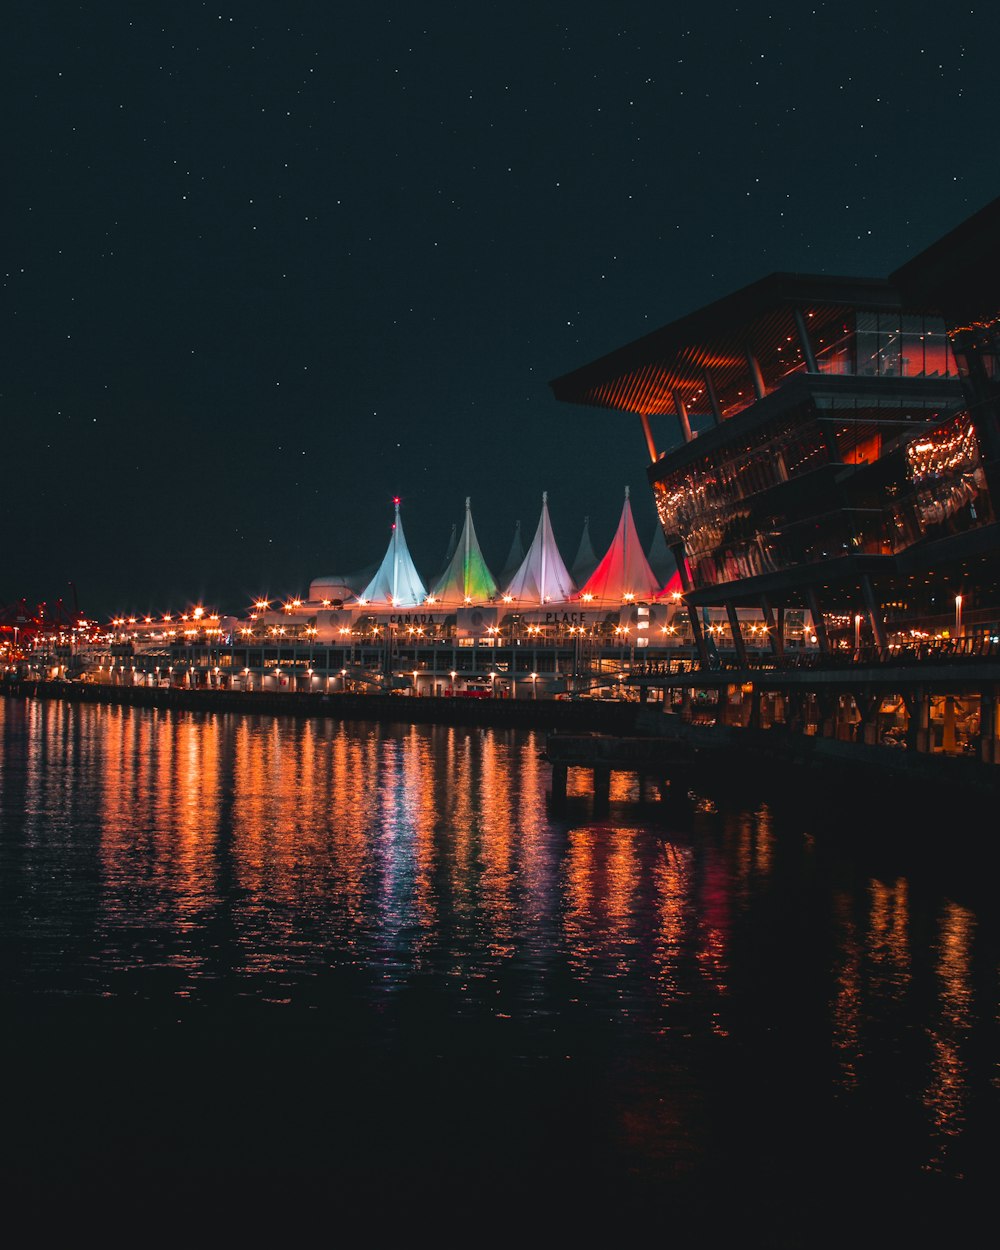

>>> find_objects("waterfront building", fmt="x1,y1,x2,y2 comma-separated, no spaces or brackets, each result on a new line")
551,272,979,660
26,204,1000,758
550,194,1000,760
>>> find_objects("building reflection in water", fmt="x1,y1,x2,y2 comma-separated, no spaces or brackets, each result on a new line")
924,899,975,1171
833,876,912,1090
563,825,643,990
95,706,223,989
828,867,981,1175
0,698,997,1192
831,891,864,1090
651,842,694,1005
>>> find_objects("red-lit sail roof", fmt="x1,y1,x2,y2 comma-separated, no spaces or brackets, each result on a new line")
577,488,661,604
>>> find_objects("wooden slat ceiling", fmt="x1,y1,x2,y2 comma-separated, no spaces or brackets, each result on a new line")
550,274,897,419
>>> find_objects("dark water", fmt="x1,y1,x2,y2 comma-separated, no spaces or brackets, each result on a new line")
1,697,997,1241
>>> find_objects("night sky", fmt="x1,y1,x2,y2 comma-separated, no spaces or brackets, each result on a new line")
5,2,999,620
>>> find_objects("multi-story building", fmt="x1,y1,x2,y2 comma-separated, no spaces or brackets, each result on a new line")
551,198,1000,668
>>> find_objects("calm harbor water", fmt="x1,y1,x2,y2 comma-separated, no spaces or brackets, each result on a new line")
1,695,997,1240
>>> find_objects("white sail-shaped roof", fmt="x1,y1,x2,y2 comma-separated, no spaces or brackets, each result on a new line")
504,492,575,604
430,498,498,604
359,499,427,606
500,520,525,585
571,516,599,584
577,487,661,603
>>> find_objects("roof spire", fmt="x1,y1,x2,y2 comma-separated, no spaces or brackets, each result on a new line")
360,498,427,606
430,497,498,604
503,492,575,604
577,488,659,604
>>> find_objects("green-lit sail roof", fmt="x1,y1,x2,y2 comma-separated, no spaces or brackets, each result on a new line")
430,498,498,605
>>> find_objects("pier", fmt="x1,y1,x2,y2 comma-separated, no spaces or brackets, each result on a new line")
543,731,694,815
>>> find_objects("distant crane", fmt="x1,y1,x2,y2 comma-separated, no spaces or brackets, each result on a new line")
0,585,87,653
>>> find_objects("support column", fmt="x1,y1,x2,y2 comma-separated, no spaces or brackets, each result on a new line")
639,412,659,465
672,390,693,444
904,689,931,753
672,542,691,591
861,574,887,655
941,695,958,755
725,601,748,669
818,689,838,739
857,691,881,745
835,694,858,741
687,607,710,667
551,763,568,807
745,347,766,401
703,369,723,427
672,541,710,668
760,595,784,657
794,690,815,735
793,307,819,373
806,587,831,655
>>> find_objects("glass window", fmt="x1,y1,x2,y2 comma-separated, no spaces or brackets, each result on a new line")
855,311,880,376
900,315,925,377
923,318,954,376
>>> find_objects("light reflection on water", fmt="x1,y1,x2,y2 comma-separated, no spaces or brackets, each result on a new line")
1,696,998,1227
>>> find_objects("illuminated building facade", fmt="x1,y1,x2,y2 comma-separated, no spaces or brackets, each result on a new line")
551,198,1000,665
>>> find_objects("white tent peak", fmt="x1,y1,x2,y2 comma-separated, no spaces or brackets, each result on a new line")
359,498,427,607
504,492,575,605
577,487,660,604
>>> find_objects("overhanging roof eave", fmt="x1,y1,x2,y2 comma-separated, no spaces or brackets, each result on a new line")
549,272,900,407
